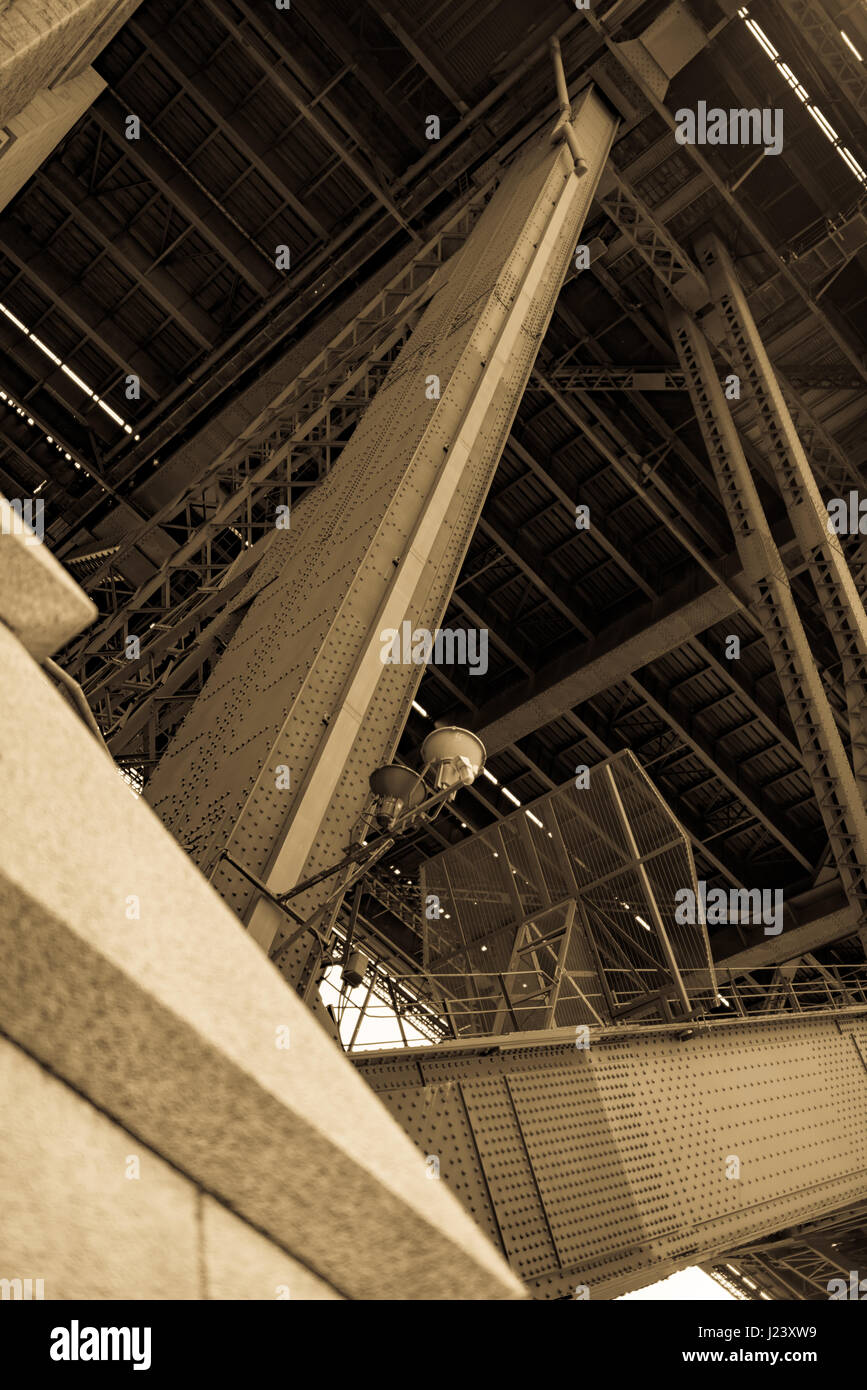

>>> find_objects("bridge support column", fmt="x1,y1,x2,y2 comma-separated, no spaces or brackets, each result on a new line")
667,302,867,924
145,88,619,976
697,233,867,793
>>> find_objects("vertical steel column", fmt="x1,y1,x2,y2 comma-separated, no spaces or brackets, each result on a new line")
668,301,867,919
145,88,619,975
697,233,867,791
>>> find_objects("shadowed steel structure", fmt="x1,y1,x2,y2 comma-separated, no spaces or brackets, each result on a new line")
144,87,619,983
5,0,867,1305
421,750,717,1032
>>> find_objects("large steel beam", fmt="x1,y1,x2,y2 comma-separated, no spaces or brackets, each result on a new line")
721,902,861,970
698,233,867,792
126,14,330,244
65,191,489,726
89,93,279,300
144,88,620,971
668,302,867,923
37,161,221,353
356,1009,867,1298
0,217,171,399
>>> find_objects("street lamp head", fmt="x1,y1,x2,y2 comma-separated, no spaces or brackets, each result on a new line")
420,726,486,790
368,763,426,829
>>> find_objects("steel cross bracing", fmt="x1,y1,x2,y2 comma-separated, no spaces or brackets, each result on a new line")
706,1196,867,1300
591,159,863,494
601,161,867,625
668,302,867,919
778,0,867,127
585,7,867,390
572,154,864,586
143,91,620,979
697,233,867,792
594,162,709,313
579,151,866,508
575,159,863,775
64,193,493,740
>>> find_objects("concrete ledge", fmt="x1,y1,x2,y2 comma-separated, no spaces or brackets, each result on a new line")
0,1035,200,1300
202,1198,341,1301
0,623,521,1301
0,502,96,657
0,1036,344,1299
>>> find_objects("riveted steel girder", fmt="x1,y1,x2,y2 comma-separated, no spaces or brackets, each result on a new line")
145,89,619,972
698,233,867,792
668,301,867,921
356,1009,867,1298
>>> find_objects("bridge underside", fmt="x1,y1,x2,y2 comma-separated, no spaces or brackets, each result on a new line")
357,1011,867,1299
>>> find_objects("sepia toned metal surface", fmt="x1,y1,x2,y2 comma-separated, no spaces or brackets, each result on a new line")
145,88,619,970
668,300,867,924
421,750,717,1031
357,1010,867,1299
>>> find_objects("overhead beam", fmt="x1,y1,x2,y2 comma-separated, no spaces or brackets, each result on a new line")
367,1,470,115
204,0,416,238
126,14,331,244
474,565,744,752
0,216,172,398
89,92,279,300
720,899,861,969
0,329,118,450
38,160,222,353
300,4,421,147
